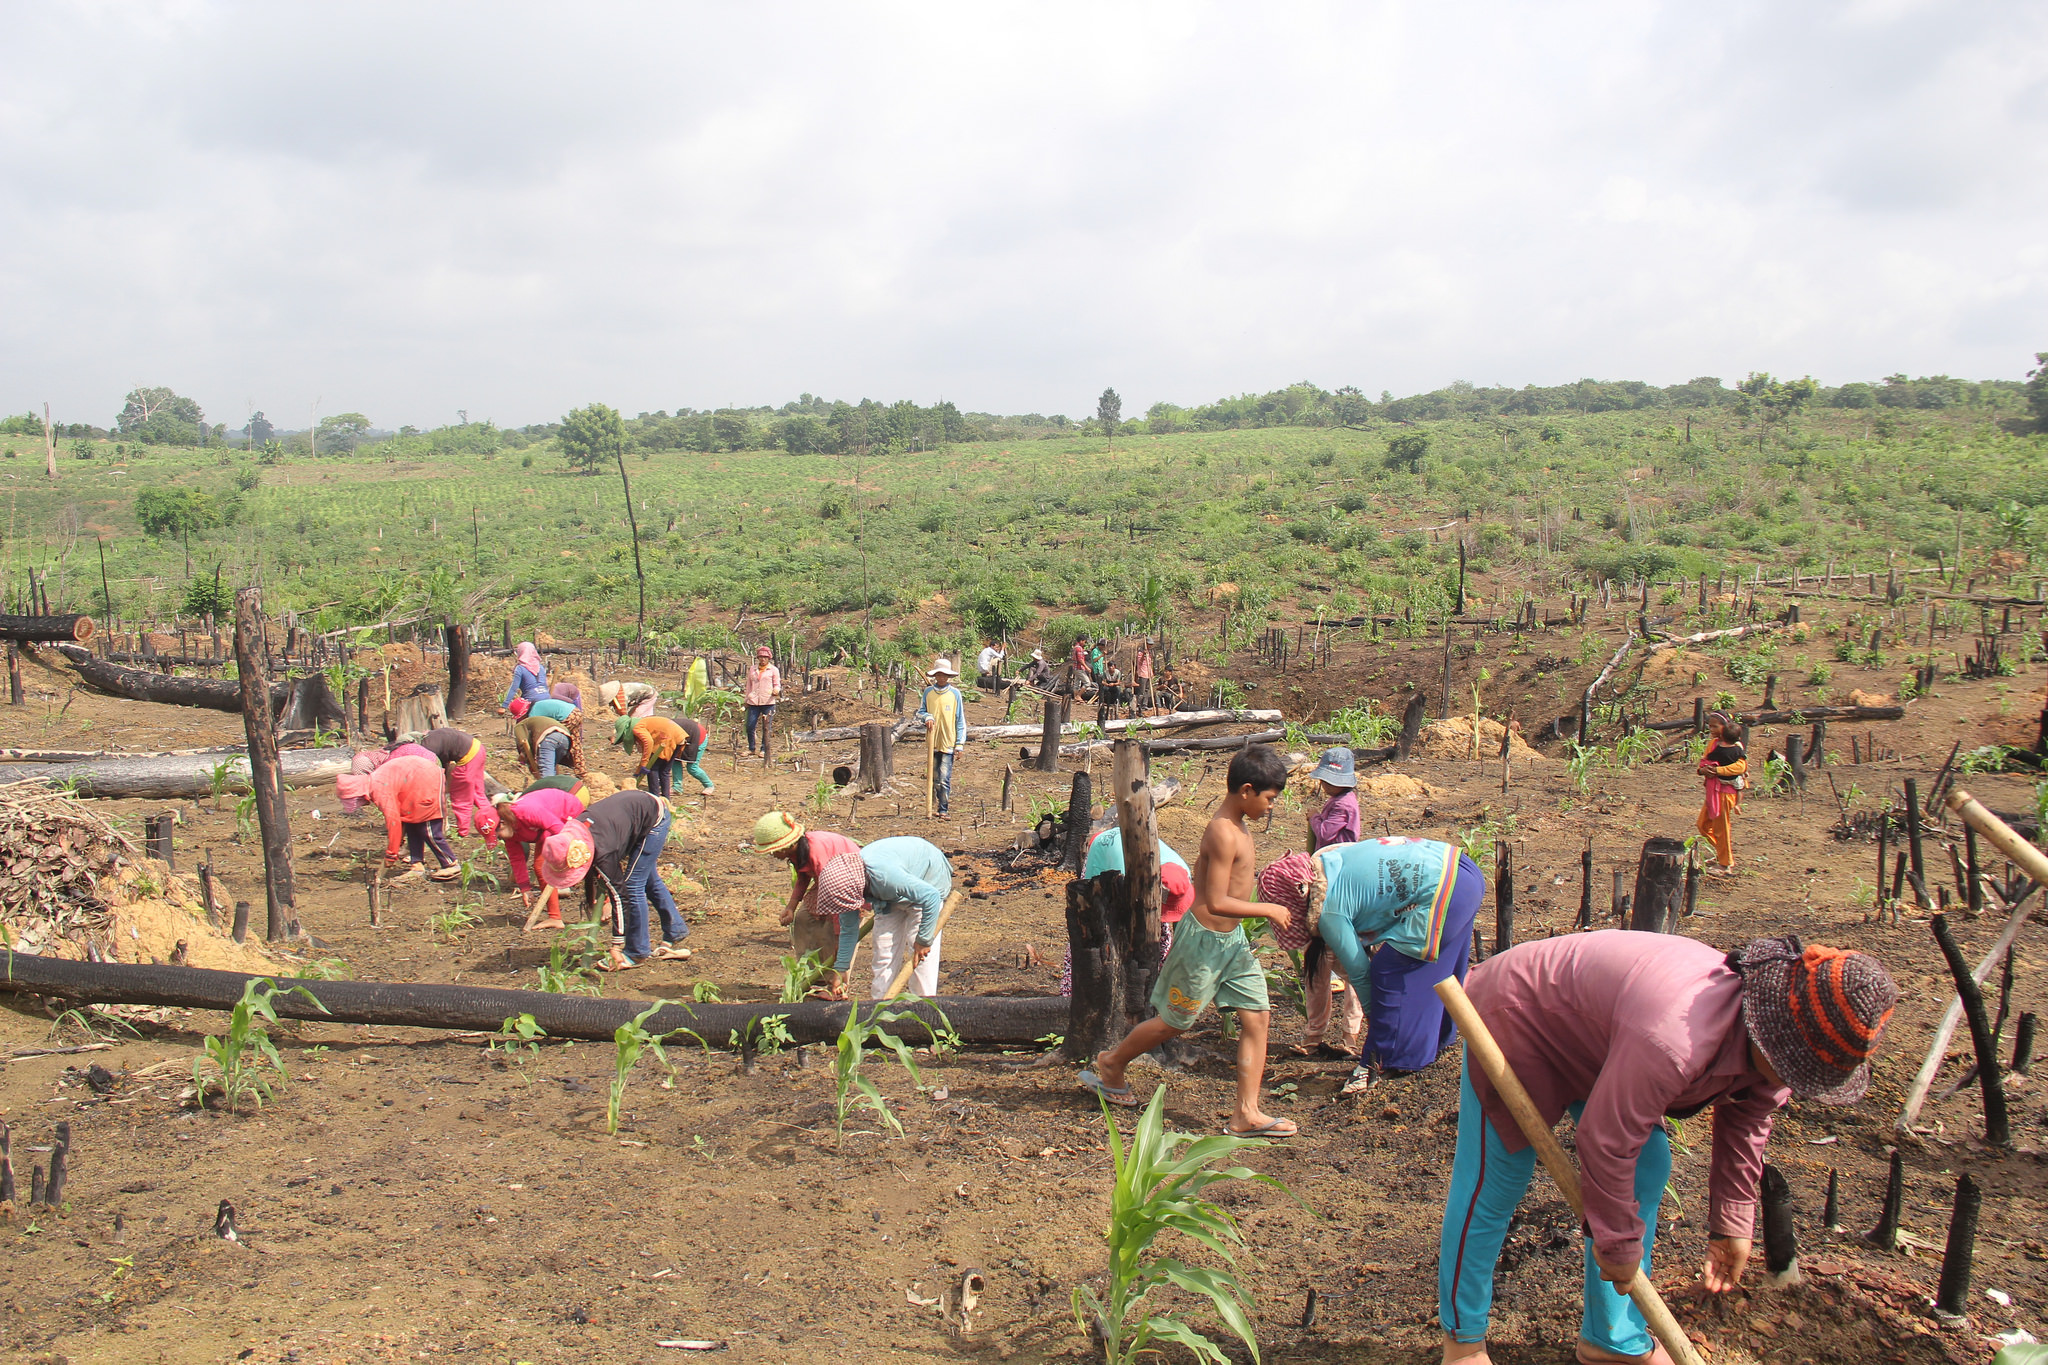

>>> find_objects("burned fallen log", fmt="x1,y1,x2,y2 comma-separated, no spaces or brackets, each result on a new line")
1022,729,1290,762
0,746,355,798
49,643,288,714
0,614,94,644
794,707,1284,746
0,953,1068,1047
1638,703,1906,733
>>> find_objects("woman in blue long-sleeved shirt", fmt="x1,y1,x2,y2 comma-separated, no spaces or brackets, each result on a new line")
1268,837,1486,1087
501,642,551,710
815,835,951,999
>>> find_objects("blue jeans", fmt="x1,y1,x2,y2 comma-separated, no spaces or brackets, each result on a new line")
1438,1059,1670,1355
608,809,685,961
932,751,955,813
745,704,774,752
536,732,571,777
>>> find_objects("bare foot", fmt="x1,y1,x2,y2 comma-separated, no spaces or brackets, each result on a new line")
1576,1340,1674,1365
1443,1335,1491,1363
1093,1049,1128,1091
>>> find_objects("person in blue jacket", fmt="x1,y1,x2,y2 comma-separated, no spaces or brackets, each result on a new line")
814,835,951,999
1262,836,1486,1093
502,641,551,711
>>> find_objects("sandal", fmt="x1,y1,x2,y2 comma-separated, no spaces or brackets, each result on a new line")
596,955,640,973
1078,1069,1140,1107
1224,1116,1299,1138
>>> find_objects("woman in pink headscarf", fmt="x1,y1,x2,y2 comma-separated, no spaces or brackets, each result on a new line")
336,754,460,880
501,642,550,711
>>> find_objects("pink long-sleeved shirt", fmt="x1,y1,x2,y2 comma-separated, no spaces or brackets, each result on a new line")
366,756,446,859
1463,930,1787,1269
499,787,588,890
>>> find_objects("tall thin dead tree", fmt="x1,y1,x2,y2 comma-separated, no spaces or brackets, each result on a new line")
614,447,647,641
233,587,296,938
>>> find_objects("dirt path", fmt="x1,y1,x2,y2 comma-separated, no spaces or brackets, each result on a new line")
1,642,2043,1364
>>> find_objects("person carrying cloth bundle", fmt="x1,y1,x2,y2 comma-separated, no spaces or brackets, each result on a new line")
537,789,691,971
1437,932,1896,1365
335,754,462,881
395,727,495,841
501,641,550,711
810,835,952,1000
613,714,713,799
752,811,862,972
492,782,588,931
916,658,967,818
1262,835,1485,1094
1695,712,1747,878
599,679,661,719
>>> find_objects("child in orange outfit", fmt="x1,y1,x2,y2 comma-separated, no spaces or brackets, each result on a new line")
1695,713,1747,876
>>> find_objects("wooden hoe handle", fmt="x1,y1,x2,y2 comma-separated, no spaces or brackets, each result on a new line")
1434,977,1706,1365
1946,788,2048,890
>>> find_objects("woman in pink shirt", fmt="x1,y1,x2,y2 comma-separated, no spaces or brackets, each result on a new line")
743,645,782,755
492,784,588,930
1438,931,1896,1365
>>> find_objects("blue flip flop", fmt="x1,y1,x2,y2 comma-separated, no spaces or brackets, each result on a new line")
1077,1069,1140,1107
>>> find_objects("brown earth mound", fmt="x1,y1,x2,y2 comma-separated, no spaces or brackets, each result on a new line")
1416,716,1546,762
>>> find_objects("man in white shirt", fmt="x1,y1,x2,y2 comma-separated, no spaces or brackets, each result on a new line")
975,640,1007,689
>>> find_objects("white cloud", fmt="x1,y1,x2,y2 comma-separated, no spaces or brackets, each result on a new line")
1,0,2043,430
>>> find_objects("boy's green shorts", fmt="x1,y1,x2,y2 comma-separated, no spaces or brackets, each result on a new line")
1150,919,1269,1028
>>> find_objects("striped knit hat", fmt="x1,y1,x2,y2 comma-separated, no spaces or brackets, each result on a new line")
1730,935,1897,1105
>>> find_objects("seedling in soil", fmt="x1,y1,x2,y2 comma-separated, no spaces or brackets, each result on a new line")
831,998,950,1143
607,1000,705,1135
204,758,240,811
690,980,724,1003
233,791,258,840
427,902,482,941
808,776,837,812
1073,1086,1286,1365
47,1007,140,1046
193,977,329,1113
456,859,501,893
777,949,831,1003
492,1013,547,1081
292,958,351,980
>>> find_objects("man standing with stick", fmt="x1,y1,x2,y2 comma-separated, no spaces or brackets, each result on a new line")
1434,931,1896,1365
916,657,965,820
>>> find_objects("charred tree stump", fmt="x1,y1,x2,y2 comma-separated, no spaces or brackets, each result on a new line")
445,622,471,719
1682,851,1699,919
1493,841,1514,954
7,646,20,705
145,813,174,867
2013,1012,2037,1074
1932,914,2009,1146
198,861,217,925
1628,838,1686,934
1966,826,1983,917
1396,692,1426,761
277,673,348,735
231,900,249,944
1905,778,1928,906
1761,1164,1798,1285
1112,741,1162,1027
1062,771,1092,874
1783,735,1806,792
1867,1148,1904,1251
1065,871,1130,1061
1823,1168,1842,1232
387,685,447,741
1610,867,1627,923
1933,1174,1980,1322
858,721,895,793
355,678,369,734
1810,718,1826,768
1036,699,1061,773
43,1142,66,1210
233,591,296,941
1575,840,1594,930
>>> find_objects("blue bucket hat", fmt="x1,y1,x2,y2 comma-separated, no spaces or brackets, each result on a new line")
1309,746,1356,788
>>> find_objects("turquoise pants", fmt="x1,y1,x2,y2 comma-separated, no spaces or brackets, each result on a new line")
1438,1056,1670,1355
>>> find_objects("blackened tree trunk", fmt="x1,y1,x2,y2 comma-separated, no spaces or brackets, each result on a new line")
858,720,895,792
1629,837,1685,934
445,622,471,719
1062,770,1092,873
1395,692,1426,760
0,614,94,643
233,589,296,940
1036,698,1061,772
1112,740,1162,1027
1065,871,1130,1061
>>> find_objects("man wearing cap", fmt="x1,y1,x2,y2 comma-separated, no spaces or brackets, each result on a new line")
743,646,782,755
916,658,967,819
1437,931,1897,1365
812,835,952,999
599,679,661,719
1020,649,1056,693
539,789,691,969
753,811,863,981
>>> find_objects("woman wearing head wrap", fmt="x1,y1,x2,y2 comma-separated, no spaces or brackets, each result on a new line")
1436,932,1896,1365
549,680,583,710
752,811,863,976
811,836,951,1001
491,783,587,931
613,715,712,799
599,680,661,719
501,642,550,711
335,754,461,880
537,789,689,970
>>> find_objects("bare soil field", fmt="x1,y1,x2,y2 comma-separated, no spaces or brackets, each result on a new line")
1,614,2045,1365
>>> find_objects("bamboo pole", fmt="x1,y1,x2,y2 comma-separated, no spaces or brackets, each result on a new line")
1433,978,1706,1365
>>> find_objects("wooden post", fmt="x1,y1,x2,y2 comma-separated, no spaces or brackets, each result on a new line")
1112,740,1162,1027
1628,837,1686,934
1035,698,1060,773
145,813,175,868
925,719,937,817
1395,692,1426,760
1904,778,1927,906
1493,840,1514,955
232,588,296,940
1062,770,1092,874
7,645,19,705
857,721,894,793
445,621,471,719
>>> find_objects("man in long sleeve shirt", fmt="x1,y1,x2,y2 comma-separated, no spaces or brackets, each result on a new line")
1438,930,1897,1365
915,660,966,817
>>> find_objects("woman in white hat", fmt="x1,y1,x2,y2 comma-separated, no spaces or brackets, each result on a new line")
916,658,966,818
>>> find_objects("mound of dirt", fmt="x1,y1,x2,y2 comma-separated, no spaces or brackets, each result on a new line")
1357,773,1432,801
1416,716,1546,763
582,770,620,801
100,862,281,973
1645,648,1709,680
1848,688,1893,708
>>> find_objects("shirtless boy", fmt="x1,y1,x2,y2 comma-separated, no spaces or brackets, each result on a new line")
1079,744,1298,1136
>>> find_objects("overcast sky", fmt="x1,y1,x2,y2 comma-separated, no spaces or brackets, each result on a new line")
3,2,2044,431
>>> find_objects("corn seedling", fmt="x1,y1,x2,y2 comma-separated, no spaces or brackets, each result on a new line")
831,999,949,1143
47,1006,140,1045
204,757,241,811
492,1012,547,1082
427,902,481,941
456,858,500,893
607,999,705,1135
536,934,603,996
808,776,837,812
194,977,329,1112
1565,742,1601,793
233,791,258,840
778,949,831,1003
292,958,351,980
1073,1086,1285,1365
1611,726,1662,770
690,980,724,1003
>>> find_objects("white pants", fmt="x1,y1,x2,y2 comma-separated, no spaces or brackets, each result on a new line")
869,904,943,999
